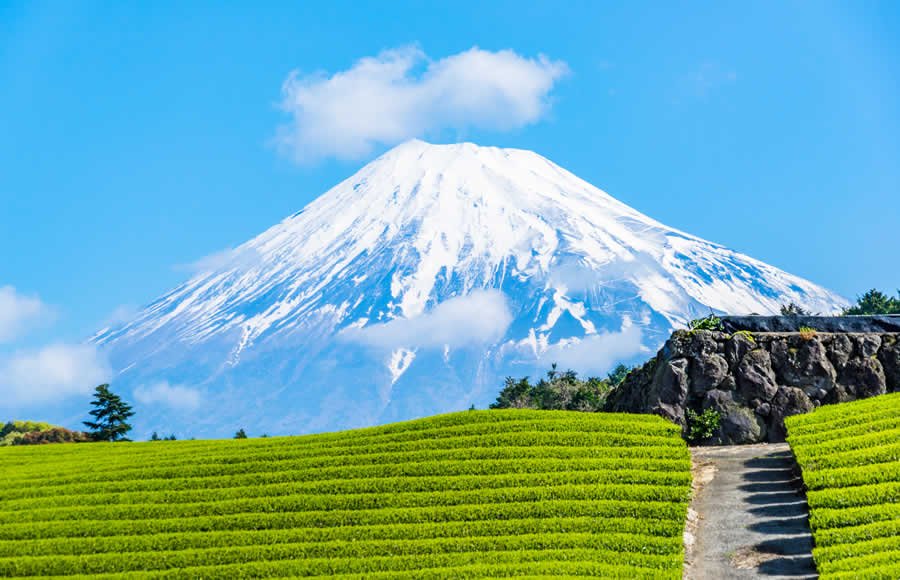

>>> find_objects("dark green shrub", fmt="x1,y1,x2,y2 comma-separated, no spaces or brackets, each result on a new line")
16,427,90,445
1,421,74,446
781,302,812,316
491,364,614,412
685,408,721,444
688,315,723,332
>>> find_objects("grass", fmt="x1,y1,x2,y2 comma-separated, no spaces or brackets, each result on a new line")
0,410,692,578
798,326,818,340
786,392,900,579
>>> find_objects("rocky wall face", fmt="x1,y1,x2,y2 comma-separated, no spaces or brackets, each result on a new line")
605,331,900,445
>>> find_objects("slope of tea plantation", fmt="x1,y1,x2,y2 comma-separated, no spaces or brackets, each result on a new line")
787,393,900,579
0,410,692,579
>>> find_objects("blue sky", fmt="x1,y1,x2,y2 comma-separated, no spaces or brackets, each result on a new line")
1,0,898,352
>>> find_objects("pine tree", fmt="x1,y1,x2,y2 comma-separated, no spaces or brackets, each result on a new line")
780,302,811,316
844,289,900,315
83,385,135,442
234,428,248,439
150,431,161,441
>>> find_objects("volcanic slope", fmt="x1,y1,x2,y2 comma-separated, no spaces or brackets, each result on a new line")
0,410,691,578
92,140,846,436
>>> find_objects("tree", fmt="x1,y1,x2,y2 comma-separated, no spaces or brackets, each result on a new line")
780,302,811,316
83,384,134,442
844,289,900,315
490,364,612,412
234,428,248,439
150,431,161,442
606,364,633,387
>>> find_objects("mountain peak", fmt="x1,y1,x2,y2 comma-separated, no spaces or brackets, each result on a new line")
93,144,847,437
378,139,534,168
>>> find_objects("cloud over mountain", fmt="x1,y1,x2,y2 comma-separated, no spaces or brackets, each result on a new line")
0,285,51,343
134,382,202,411
276,46,568,163
342,290,513,351
1,343,110,407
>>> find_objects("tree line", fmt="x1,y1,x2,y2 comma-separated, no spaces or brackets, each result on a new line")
4,384,256,445
782,288,900,316
490,363,632,411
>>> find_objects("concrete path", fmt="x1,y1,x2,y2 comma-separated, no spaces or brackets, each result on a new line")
684,443,817,579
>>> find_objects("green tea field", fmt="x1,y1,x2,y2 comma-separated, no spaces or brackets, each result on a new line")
0,410,692,579
787,392,900,579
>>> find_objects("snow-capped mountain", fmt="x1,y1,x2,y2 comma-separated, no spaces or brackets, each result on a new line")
94,140,846,437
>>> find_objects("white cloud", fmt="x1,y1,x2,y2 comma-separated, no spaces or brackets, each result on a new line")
176,246,263,274
549,259,605,293
0,343,110,407
0,285,52,343
343,290,513,351
538,323,646,376
134,382,202,411
277,46,568,163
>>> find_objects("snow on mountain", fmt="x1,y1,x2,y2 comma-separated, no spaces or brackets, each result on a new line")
93,140,846,437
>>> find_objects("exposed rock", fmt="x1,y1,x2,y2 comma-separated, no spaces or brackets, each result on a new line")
719,376,737,391
606,328,900,444
737,349,778,401
767,387,815,442
839,357,887,399
826,334,853,371
854,334,882,358
703,388,765,444
880,336,900,389
720,407,766,445
654,357,690,423
703,388,733,413
770,337,837,395
690,353,729,393
725,333,755,369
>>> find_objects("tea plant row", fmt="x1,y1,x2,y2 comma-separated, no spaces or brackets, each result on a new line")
786,392,900,579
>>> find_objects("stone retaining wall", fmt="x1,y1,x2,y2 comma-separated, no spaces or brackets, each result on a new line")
605,329,900,444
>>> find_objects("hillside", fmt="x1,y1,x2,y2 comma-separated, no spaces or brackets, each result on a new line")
787,392,900,578
87,140,845,438
0,410,691,578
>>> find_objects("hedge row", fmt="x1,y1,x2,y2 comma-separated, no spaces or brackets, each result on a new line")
0,410,675,466
786,392,900,578
2,467,691,512
0,451,690,497
0,515,685,558
1,433,687,485
0,410,691,577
